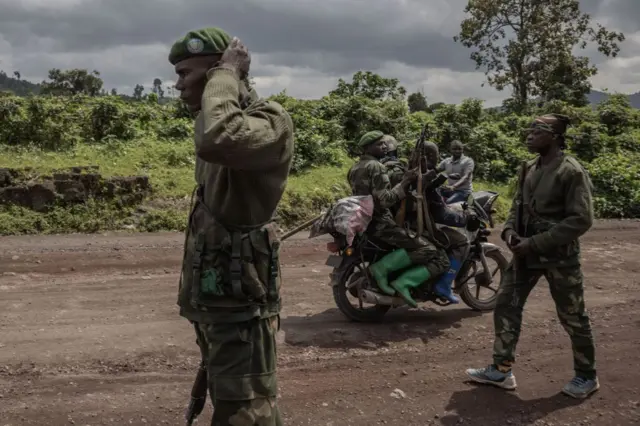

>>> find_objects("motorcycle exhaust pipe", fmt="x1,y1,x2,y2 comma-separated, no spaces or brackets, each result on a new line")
360,289,407,307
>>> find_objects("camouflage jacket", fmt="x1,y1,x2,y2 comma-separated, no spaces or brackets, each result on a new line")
179,67,294,324
347,155,406,227
381,157,407,187
503,154,594,268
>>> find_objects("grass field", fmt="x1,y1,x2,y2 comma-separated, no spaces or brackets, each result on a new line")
0,140,510,235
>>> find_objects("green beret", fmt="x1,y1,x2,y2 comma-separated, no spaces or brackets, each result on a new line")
168,27,232,65
359,130,384,147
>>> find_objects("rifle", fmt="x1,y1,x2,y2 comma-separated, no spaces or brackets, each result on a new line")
185,358,208,425
512,160,528,274
395,124,434,240
184,213,324,425
279,213,325,240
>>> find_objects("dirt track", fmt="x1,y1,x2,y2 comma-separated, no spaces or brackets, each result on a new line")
1,221,640,425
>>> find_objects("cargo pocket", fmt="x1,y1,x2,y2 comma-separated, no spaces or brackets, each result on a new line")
190,229,245,308
248,224,281,303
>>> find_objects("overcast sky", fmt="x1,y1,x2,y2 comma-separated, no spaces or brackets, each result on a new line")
0,0,639,106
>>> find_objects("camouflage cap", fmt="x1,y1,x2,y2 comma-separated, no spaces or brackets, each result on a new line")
168,27,232,65
380,135,398,150
359,130,384,147
525,114,571,135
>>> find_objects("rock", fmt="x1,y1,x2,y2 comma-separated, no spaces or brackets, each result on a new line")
390,388,407,399
0,168,14,187
54,180,87,202
0,166,152,211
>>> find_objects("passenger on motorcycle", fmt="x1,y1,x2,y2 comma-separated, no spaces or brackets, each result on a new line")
347,130,456,306
380,135,407,188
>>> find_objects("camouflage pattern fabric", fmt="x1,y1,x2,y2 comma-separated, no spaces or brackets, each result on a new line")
193,316,282,425
176,53,293,425
493,263,596,379
369,219,450,276
382,158,407,187
347,154,405,224
179,68,293,324
347,154,449,277
309,195,374,245
501,154,593,269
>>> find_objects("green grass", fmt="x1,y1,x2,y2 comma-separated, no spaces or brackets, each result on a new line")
0,138,196,198
0,141,510,235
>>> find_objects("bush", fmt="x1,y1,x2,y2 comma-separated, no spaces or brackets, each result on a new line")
1,72,639,235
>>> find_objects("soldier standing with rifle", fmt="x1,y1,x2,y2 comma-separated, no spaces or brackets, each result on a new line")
169,27,294,425
466,114,599,399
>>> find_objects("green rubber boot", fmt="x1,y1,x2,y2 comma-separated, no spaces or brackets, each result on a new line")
369,249,413,295
390,266,431,308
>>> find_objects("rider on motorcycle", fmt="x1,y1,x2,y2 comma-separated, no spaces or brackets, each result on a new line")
422,141,479,229
347,130,456,306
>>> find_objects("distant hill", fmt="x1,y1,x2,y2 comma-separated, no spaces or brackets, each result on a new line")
588,90,640,108
0,71,40,95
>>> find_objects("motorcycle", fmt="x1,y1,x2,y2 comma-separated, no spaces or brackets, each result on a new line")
324,189,507,322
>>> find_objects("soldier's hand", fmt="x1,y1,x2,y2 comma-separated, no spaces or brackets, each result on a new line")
503,229,518,247
219,37,251,79
511,237,531,256
401,167,419,186
423,169,437,181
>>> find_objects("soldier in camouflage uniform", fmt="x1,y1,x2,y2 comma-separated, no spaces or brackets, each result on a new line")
466,114,599,399
380,135,407,188
170,27,294,424
347,130,455,306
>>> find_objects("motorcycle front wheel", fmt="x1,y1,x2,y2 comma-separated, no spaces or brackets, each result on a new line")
458,249,507,311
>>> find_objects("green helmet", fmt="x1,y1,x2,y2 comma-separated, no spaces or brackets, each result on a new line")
381,135,398,151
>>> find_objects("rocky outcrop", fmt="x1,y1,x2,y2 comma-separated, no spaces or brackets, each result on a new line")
0,166,151,212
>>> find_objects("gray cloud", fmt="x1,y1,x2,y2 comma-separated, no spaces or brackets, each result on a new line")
0,0,639,104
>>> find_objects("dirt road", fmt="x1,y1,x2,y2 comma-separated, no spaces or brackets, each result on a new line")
1,221,640,425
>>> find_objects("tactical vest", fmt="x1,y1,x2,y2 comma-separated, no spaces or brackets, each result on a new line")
179,184,281,322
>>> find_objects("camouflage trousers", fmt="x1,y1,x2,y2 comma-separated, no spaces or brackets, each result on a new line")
493,262,597,379
193,316,282,425
369,221,450,277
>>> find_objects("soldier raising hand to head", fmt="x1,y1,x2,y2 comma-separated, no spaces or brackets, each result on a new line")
170,27,294,425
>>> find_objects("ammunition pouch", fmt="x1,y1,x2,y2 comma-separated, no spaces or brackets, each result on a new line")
187,186,281,308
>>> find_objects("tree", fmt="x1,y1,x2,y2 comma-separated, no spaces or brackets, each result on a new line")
535,53,593,107
40,68,103,96
111,88,117,96
330,71,406,100
428,102,446,112
407,91,428,113
133,84,144,100
13,71,20,80
152,78,164,98
454,0,625,112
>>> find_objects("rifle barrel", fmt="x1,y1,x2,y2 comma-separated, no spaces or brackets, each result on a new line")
279,214,324,241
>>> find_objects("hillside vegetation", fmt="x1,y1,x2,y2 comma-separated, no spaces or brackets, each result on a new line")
0,74,638,235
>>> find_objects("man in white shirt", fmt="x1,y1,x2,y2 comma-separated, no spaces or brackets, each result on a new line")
437,140,474,204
